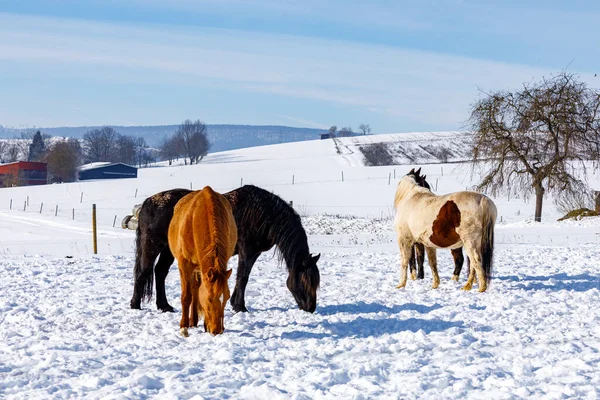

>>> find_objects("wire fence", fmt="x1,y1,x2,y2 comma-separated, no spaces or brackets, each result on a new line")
0,164,598,256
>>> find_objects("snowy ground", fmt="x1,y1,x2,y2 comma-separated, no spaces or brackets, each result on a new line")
1,133,600,398
1,226,599,399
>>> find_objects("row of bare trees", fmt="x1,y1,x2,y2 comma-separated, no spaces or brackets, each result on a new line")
82,127,155,167
159,119,210,165
327,124,371,138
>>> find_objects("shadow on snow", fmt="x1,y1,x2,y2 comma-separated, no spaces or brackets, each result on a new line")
281,316,465,340
497,273,600,292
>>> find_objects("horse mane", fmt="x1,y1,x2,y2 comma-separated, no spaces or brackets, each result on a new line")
199,187,231,276
394,173,433,208
225,185,309,268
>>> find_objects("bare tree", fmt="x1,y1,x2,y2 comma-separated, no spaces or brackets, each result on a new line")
6,143,21,162
159,136,181,165
0,141,8,162
338,127,354,137
45,139,82,183
328,125,337,138
467,72,600,222
358,124,372,135
83,126,119,163
115,134,136,165
175,119,210,165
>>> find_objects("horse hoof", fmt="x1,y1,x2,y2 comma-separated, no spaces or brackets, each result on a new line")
395,283,406,289
432,283,439,289
159,305,175,313
451,275,459,282
410,271,417,281
232,304,248,313
180,328,189,337
130,299,141,309
461,285,472,291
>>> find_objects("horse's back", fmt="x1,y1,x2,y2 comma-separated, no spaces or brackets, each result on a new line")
169,186,237,265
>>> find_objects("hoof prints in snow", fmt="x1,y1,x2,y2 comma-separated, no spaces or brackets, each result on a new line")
0,246,599,398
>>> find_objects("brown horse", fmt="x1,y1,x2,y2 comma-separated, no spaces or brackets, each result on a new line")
168,186,237,336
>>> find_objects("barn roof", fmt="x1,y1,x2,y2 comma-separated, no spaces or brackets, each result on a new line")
79,162,136,171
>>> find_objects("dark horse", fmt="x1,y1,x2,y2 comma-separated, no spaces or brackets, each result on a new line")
409,169,469,281
129,185,321,313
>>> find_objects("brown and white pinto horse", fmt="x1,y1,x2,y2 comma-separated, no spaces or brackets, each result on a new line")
394,169,497,292
168,186,237,336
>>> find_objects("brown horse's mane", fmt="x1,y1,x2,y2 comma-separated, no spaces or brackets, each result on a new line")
199,187,231,278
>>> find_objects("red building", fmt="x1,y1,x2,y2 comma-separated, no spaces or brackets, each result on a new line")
0,161,48,187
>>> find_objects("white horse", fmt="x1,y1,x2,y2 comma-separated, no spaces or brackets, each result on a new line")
393,169,497,292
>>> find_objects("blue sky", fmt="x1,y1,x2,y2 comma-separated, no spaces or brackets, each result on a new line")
1,1,599,132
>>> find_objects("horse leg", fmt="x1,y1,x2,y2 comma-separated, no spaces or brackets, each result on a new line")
425,247,440,289
396,238,412,289
130,242,160,310
190,270,201,327
415,243,426,280
451,247,464,282
230,251,260,312
179,262,192,337
409,246,417,281
155,250,175,312
461,243,483,291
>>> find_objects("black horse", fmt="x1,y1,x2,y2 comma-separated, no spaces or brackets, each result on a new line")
409,169,469,281
129,185,321,313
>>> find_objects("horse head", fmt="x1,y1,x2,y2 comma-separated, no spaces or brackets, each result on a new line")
287,253,320,313
417,174,431,190
199,268,232,335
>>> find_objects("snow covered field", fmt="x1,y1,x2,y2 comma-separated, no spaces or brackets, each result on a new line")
1,133,600,398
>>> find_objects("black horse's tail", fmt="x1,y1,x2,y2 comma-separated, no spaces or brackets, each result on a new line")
481,197,497,285
134,223,154,302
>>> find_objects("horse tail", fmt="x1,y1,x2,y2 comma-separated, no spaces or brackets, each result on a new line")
480,197,497,285
134,215,154,302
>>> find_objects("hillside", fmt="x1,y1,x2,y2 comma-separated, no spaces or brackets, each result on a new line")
335,131,473,166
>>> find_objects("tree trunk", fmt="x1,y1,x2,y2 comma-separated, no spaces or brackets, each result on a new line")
534,184,545,222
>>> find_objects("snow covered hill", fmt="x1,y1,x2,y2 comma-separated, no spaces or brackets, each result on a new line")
0,132,599,398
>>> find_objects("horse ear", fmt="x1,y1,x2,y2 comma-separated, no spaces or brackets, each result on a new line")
225,269,232,279
312,253,321,263
408,168,415,175
415,167,421,176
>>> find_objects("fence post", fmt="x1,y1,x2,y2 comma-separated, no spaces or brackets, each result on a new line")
135,189,138,198
388,172,391,185
341,171,344,182
39,203,43,214
113,215,117,227
9,199,12,209
289,201,294,208
241,178,243,186
23,201,26,211
393,169,396,179
27,196,29,206
435,178,438,191
92,204,98,255
292,175,295,185
190,182,193,190
441,167,443,177
80,193,84,203
55,205,58,217
73,208,75,220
